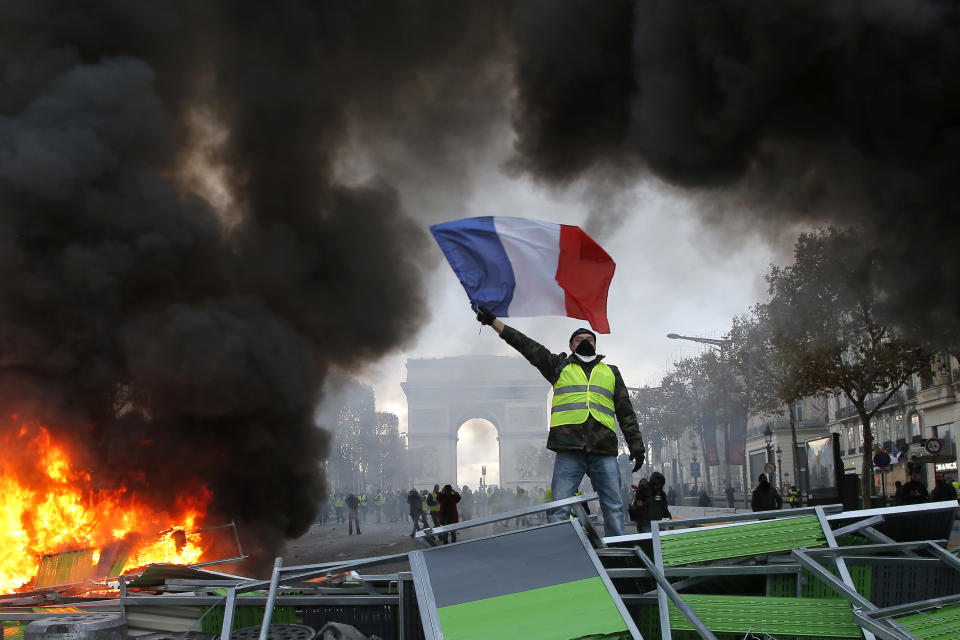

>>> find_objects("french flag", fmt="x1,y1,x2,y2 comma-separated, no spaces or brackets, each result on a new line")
430,217,616,333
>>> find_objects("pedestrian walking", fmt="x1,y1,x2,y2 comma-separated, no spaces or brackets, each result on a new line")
345,492,361,535
408,489,429,538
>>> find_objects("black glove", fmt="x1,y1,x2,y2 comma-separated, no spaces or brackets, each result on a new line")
629,445,645,473
476,305,496,326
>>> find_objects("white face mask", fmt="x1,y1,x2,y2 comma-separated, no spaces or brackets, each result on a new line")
575,353,597,362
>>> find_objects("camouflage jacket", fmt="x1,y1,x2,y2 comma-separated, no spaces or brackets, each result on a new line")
500,325,644,458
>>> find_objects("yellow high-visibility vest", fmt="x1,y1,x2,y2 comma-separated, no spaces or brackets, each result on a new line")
551,362,616,430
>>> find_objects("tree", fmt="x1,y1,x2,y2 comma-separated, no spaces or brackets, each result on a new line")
729,305,805,489
370,411,407,490
662,355,719,492
630,385,667,469
317,373,406,492
765,228,929,502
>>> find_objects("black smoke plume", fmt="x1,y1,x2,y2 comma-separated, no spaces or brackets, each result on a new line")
0,1,510,569
509,0,960,340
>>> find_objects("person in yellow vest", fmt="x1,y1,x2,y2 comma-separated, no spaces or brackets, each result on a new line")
427,483,443,528
788,485,801,508
374,490,385,523
334,493,345,523
358,493,368,523
476,309,645,537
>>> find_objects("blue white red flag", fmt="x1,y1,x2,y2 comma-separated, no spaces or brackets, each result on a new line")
429,216,616,333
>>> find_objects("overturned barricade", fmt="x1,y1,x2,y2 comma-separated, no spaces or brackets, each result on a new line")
1,497,958,639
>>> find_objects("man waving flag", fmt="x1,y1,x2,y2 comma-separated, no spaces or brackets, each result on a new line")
429,217,616,333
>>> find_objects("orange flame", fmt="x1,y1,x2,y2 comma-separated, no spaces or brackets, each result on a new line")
0,420,212,593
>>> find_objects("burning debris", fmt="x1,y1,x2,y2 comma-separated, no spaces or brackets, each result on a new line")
0,417,251,598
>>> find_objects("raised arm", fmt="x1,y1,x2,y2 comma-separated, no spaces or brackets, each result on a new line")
475,305,564,384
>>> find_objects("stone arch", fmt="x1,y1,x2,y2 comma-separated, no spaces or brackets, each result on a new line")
455,417,500,487
402,355,551,491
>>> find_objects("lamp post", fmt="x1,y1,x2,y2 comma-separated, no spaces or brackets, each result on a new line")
667,333,728,498
775,445,783,492
763,423,773,465
690,443,699,494
667,333,730,352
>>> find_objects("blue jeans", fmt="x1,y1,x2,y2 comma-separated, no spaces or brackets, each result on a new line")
549,450,625,537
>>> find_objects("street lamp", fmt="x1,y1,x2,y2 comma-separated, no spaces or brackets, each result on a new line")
667,331,736,501
775,445,783,491
763,423,773,464
666,333,730,353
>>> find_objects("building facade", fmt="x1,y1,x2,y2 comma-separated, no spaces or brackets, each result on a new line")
744,356,960,501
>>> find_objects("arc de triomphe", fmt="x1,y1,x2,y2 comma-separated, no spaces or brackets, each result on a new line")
402,355,552,491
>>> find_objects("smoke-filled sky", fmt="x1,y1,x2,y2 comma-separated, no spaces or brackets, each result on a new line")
4,0,959,565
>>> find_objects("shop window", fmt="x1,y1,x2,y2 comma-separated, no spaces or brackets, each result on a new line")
935,424,957,458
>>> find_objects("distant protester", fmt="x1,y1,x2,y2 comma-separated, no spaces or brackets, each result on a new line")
408,489,428,538
427,484,443,528
931,475,958,502
438,484,462,544
898,472,930,505
667,487,677,506
751,474,782,511
629,472,671,534
698,488,712,507
345,492,361,535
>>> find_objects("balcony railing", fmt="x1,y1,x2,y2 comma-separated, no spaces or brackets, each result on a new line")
835,405,857,420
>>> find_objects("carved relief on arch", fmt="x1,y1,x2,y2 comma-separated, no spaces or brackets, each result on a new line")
413,445,439,478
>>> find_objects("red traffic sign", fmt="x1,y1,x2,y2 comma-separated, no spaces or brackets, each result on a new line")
925,437,944,455
764,462,776,475
873,451,891,468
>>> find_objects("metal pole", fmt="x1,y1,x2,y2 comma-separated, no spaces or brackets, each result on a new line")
650,522,672,640
258,557,283,640
776,449,783,493
636,545,718,640
220,588,237,640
